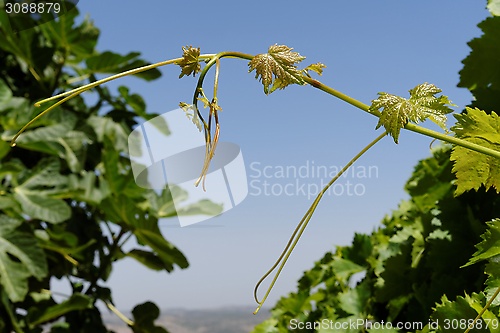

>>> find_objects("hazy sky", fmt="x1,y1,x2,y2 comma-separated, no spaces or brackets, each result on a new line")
54,1,490,313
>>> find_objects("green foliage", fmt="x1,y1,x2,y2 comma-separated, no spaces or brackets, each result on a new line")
0,216,47,302
369,83,455,143
249,44,307,94
0,7,195,332
458,16,500,113
451,108,500,195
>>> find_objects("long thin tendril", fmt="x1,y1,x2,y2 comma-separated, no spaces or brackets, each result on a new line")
253,130,387,314
195,58,222,189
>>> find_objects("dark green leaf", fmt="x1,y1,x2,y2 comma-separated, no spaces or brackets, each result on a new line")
28,293,93,327
463,219,500,266
85,51,161,81
126,249,166,271
0,215,47,302
131,302,168,333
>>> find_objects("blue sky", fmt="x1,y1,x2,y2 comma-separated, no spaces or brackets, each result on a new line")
64,1,490,312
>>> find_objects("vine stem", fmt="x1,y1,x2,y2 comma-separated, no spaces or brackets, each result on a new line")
253,131,387,314
9,54,216,146
302,76,500,160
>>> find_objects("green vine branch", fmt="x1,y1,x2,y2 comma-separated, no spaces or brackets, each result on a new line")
8,44,500,323
303,76,500,160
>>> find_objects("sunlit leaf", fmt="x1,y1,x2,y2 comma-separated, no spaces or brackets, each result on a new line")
369,83,455,143
488,0,500,17
303,62,326,76
249,44,306,94
450,108,500,195
177,45,201,78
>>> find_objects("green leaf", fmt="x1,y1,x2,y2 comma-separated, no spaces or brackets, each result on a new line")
338,280,370,315
371,83,454,142
13,159,71,224
0,78,12,106
250,318,279,333
369,83,455,143
14,193,71,224
134,229,188,272
28,293,93,327
249,44,306,94
431,293,494,333
85,51,161,81
488,0,500,16
126,249,166,271
450,108,500,195
0,215,47,302
131,302,168,333
330,258,365,282
458,17,500,104
303,62,327,76
177,45,201,78
484,262,500,306
39,10,99,60
463,219,500,267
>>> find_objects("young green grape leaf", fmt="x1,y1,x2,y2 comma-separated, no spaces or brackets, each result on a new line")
431,293,495,333
176,46,201,78
303,62,327,76
369,83,455,143
463,219,500,267
248,44,306,94
450,108,500,196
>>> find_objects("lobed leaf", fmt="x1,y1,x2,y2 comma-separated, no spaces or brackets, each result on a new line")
450,108,500,195
0,215,48,302
303,62,327,76
463,219,500,267
369,83,455,143
177,45,201,78
249,44,306,94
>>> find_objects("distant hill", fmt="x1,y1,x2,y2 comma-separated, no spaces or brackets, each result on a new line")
104,306,270,333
